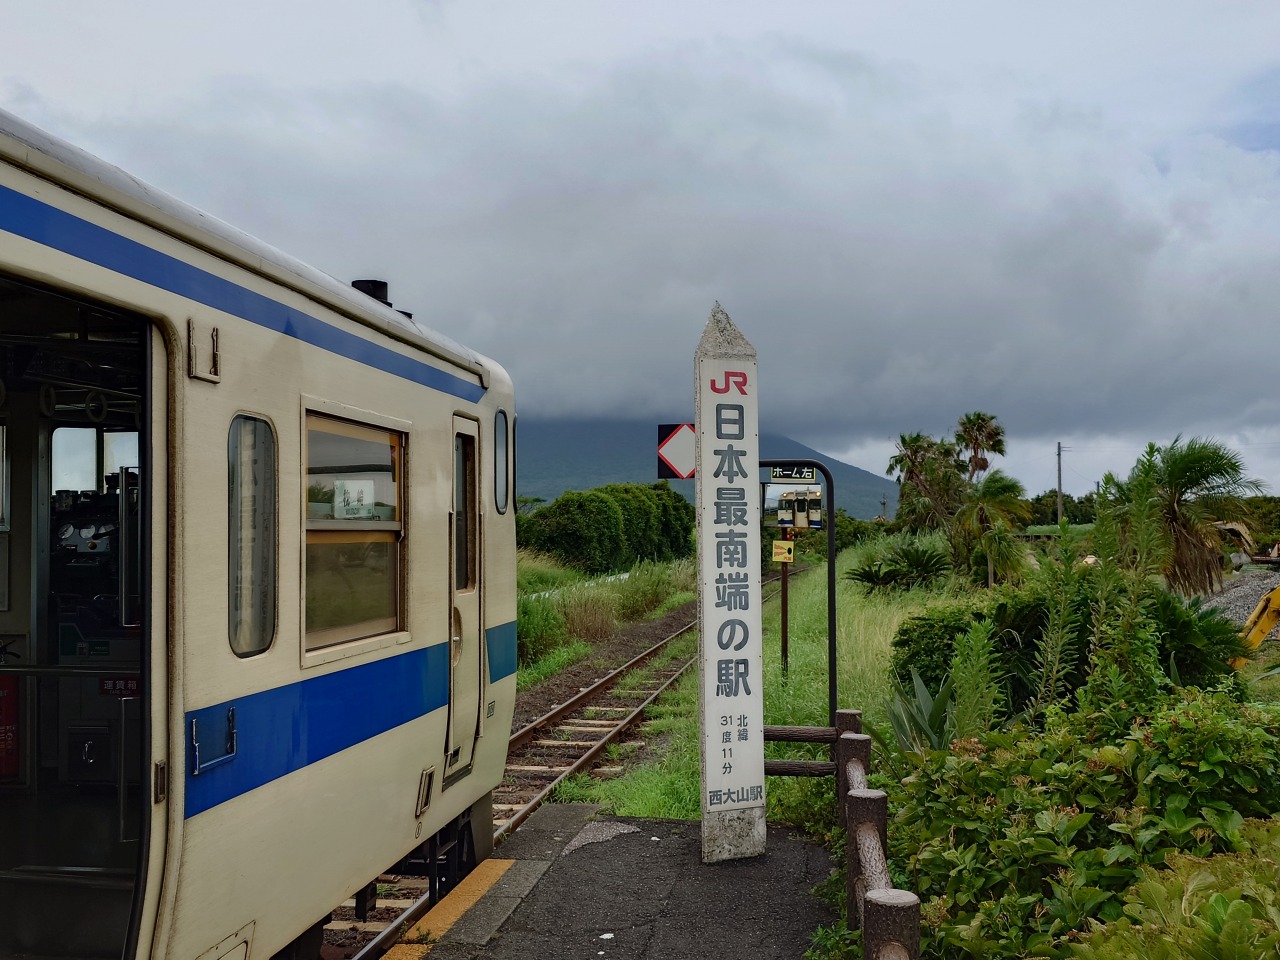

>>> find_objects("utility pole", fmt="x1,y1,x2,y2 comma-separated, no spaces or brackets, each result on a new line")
1057,442,1064,525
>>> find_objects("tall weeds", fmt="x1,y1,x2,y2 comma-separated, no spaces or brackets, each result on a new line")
554,584,616,643
949,620,1004,740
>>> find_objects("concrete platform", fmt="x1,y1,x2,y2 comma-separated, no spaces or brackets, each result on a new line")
399,803,838,960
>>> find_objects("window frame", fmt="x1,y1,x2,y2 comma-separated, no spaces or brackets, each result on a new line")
493,408,509,515
301,398,411,661
227,413,278,658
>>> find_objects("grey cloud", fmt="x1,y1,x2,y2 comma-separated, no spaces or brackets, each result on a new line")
14,38,1280,465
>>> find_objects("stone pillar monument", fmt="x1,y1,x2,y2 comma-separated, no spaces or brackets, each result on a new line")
695,303,766,862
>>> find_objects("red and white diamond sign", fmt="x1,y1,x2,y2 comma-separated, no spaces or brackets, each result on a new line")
657,422,696,479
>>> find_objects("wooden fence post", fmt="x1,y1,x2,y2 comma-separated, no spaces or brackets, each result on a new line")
844,787,889,929
834,709,861,826
864,888,921,960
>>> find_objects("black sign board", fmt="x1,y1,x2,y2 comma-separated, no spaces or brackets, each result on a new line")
769,464,818,481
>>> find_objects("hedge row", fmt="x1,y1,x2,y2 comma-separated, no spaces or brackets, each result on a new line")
518,481,695,575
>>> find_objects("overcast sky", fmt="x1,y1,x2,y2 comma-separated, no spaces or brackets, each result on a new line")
7,2,1280,496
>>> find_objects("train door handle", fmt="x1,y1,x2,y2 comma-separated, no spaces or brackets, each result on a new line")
190,707,237,775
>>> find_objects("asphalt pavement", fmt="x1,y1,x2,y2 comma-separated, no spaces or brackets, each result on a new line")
405,803,838,960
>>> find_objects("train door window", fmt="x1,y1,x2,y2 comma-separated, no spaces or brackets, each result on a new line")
454,433,476,589
228,416,277,657
494,410,509,515
0,424,8,532
52,427,98,490
304,413,403,649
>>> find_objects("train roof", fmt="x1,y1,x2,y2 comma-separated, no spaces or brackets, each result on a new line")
0,109,491,384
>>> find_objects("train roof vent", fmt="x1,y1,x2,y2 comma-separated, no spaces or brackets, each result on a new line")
351,278,391,306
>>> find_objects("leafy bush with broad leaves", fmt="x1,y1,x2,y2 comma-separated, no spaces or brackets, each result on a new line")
888,687,1280,958
1072,819,1280,959
648,481,696,561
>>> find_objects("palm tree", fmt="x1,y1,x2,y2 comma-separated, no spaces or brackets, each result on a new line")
888,434,966,531
955,411,1007,481
952,469,1032,585
1109,436,1265,595
886,432,938,489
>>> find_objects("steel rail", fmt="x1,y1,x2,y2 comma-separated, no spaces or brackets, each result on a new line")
508,576,785,752
507,622,697,751
494,653,696,843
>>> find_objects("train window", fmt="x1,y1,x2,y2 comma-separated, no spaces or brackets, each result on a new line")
52,427,98,490
455,433,476,590
494,410,509,514
304,414,403,649
228,416,277,657
0,425,7,532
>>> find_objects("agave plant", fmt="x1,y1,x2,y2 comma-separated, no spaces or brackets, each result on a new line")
875,668,955,755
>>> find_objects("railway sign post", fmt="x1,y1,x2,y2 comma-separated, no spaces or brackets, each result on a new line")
657,422,696,479
695,303,766,863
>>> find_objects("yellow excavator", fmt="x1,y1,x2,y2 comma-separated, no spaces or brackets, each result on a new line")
1236,585,1280,668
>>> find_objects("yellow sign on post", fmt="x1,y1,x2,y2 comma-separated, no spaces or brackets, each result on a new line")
772,541,794,563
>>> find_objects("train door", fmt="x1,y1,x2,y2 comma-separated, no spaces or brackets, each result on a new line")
0,277,162,960
445,416,482,783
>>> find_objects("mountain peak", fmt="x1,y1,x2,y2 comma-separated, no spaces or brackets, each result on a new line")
516,417,898,519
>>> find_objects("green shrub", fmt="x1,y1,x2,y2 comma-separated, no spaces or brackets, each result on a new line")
522,490,627,574
599,483,664,565
949,620,1005,740
889,689,1280,958
649,482,695,561
1154,592,1251,690
516,594,569,665
1073,819,1280,959
889,602,984,695
890,570,1247,722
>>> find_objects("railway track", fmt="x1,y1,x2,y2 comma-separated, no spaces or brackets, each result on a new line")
493,618,699,840
333,577,786,959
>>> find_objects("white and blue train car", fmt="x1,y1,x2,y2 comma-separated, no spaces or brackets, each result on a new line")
0,109,517,960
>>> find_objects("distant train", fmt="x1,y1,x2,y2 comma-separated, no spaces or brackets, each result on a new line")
0,110,516,960
776,488,823,530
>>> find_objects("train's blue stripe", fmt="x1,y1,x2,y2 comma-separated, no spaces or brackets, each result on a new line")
486,620,517,685
184,644,450,818
0,184,485,402
184,621,518,819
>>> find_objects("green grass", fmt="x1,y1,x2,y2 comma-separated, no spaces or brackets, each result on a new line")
652,591,696,616
516,555,699,691
609,560,684,621
517,640,592,691
517,549,585,594
1241,637,1280,704
549,544,948,827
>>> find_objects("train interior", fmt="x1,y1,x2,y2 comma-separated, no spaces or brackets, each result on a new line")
0,276,150,959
